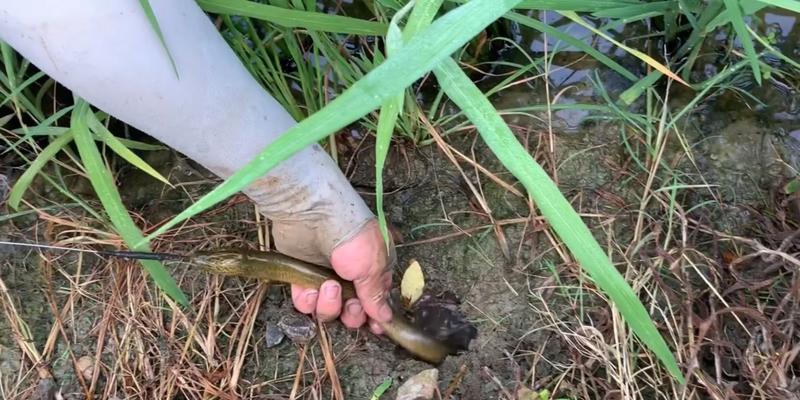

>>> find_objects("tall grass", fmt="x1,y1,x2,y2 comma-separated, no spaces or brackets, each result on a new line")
3,0,798,386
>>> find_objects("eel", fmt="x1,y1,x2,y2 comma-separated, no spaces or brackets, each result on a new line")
188,248,454,364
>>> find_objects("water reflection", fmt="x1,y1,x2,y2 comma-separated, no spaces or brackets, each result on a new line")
489,7,799,134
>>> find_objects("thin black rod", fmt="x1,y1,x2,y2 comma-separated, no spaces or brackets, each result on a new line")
0,241,188,261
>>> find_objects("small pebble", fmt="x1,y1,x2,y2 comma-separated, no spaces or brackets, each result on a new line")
264,322,285,348
30,378,56,400
396,368,438,400
277,314,317,344
0,174,8,204
76,355,94,380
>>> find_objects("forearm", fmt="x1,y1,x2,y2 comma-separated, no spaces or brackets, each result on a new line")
0,0,374,262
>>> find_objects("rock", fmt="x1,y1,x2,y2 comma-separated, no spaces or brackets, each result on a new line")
395,368,438,400
277,314,316,344
0,174,8,204
263,321,285,348
30,377,56,400
76,355,94,380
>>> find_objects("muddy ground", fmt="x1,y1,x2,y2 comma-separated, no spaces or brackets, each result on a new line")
2,8,800,399
2,86,799,398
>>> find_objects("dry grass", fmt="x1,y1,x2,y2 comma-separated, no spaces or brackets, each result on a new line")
2,104,800,399
0,197,363,399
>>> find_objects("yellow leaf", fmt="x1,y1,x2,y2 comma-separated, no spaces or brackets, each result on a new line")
400,259,425,308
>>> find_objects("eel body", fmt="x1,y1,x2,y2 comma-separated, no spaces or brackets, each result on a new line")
189,249,453,364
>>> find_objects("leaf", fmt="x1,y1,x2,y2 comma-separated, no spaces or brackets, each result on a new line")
784,179,800,195
197,0,388,35
369,377,393,400
137,0,179,78
7,131,74,210
400,259,425,308
71,98,188,307
431,58,685,383
140,0,526,245
722,0,761,85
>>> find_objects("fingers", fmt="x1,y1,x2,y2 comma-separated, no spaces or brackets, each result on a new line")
290,284,318,314
291,281,349,323
353,269,393,324
330,221,394,324
368,318,385,335
288,219,395,332
340,298,367,329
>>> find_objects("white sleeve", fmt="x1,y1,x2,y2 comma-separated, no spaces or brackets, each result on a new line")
0,0,375,264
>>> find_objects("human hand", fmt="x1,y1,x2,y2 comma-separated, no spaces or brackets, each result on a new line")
288,219,394,334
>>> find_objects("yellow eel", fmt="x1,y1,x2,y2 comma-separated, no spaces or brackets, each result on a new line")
188,248,453,364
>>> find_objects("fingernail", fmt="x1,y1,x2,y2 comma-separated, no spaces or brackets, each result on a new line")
346,302,362,315
305,291,318,305
324,283,340,300
378,303,392,321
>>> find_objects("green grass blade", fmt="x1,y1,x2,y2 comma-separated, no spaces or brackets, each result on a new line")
369,377,393,400
592,1,675,18
447,0,640,12
375,100,402,244
374,2,413,245
674,0,723,62
86,113,173,188
197,0,388,35
71,98,188,307
746,25,800,70
140,0,525,244
0,113,12,127
666,58,749,131
7,131,75,210
504,12,638,82
137,0,179,78
403,0,445,40
0,42,44,122
1,42,19,111
706,1,767,32
114,138,167,151
8,124,165,150
618,70,664,106
431,58,685,384
4,106,75,155
559,11,688,86
722,0,761,85
756,0,800,12
0,70,45,109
